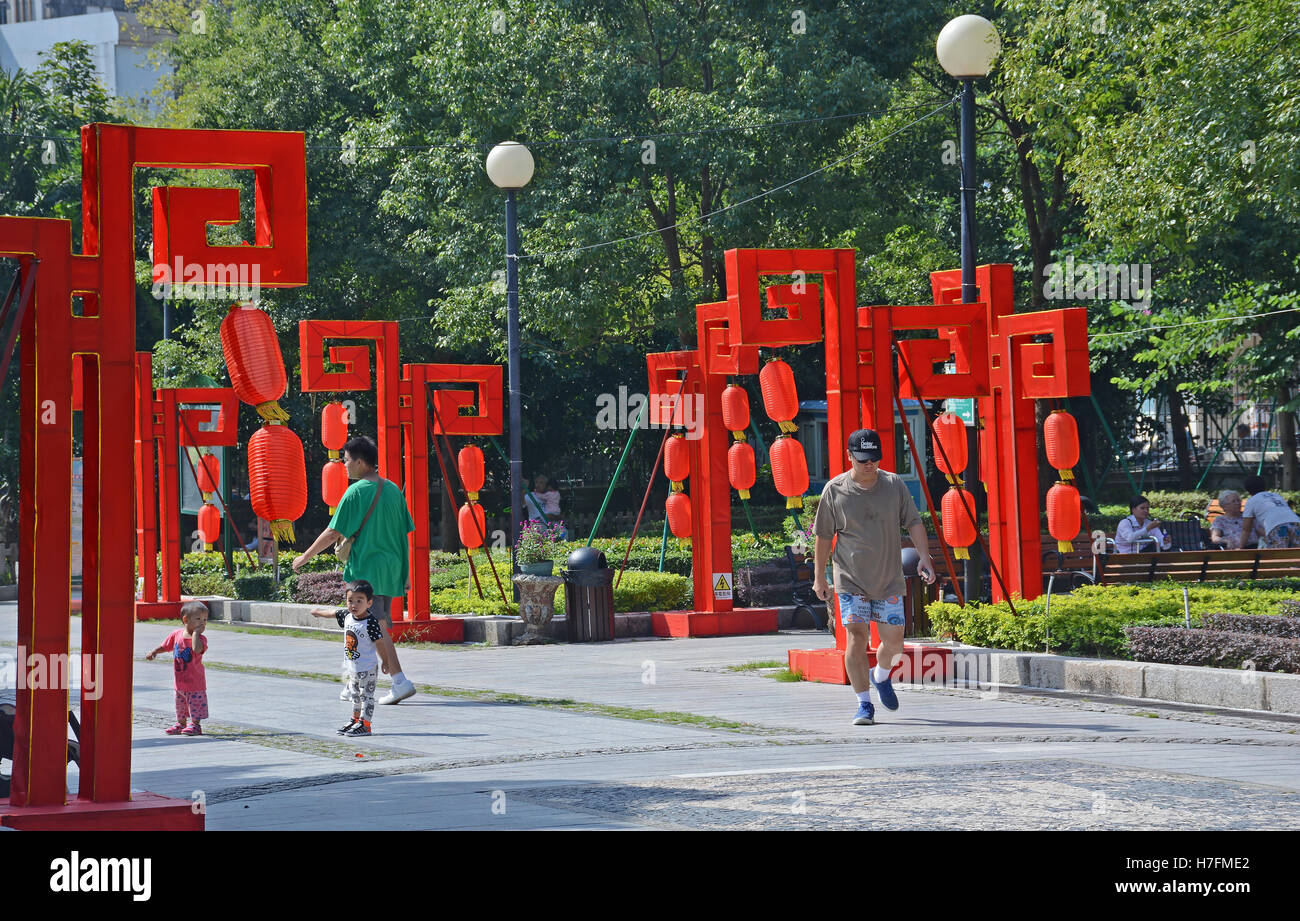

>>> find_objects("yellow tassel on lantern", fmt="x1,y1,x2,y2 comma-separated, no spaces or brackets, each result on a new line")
670,481,684,493
739,488,751,500
328,505,337,515
270,520,295,542
786,495,803,509
328,449,339,460
1058,468,1074,481
732,431,746,442
778,420,797,434
467,491,479,501
1058,539,1073,552
255,400,291,423
955,547,970,560
204,542,213,551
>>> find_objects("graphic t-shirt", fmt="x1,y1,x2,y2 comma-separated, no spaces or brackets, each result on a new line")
1242,491,1300,537
328,476,415,598
161,628,207,692
334,610,383,674
812,470,922,599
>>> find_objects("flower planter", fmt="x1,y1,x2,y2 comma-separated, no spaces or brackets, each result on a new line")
519,561,554,577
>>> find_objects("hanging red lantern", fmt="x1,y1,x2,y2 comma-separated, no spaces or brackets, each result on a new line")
770,436,809,509
458,445,486,500
759,360,799,432
195,452,221,497
664,433,690,483
248,423,307,542
1047,482,1082,553
321,402,349,458
1044,411,1080,481
721,384,751,437
941,487,978,559
932,412,968,479
728,441,756,500
197,502,221,550
666,491,692,539
322,460,349,512
220,304,290,422
458,502,486,551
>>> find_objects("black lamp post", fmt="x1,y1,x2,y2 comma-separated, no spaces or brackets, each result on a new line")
485,141,535,572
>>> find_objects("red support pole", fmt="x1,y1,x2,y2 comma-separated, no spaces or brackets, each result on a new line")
134,353,159,604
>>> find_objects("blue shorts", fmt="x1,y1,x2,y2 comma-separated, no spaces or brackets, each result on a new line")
837,593,905,628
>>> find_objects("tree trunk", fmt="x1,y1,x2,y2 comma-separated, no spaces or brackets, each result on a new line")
1279,384,1298,491
1167,387,1194,490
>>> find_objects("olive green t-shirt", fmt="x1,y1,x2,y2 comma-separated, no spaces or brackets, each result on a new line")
329,476,415,598
812,470,922,599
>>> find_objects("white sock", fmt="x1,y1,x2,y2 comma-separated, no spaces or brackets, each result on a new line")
391,671,406,685
856,690,871,704
872,664,892,683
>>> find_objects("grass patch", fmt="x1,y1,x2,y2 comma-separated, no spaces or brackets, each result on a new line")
769,668,805,682
725,660,787,672
204,622,339,641
180,659,802,735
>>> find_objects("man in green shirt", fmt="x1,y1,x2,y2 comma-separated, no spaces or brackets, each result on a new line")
294,435,418,704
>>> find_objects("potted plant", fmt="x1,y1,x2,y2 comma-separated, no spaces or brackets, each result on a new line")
515,518,564,576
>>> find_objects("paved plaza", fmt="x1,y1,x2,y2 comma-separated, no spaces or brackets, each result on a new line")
3,601,1299,830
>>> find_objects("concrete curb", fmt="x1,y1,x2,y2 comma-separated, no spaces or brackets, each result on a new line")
0,586,16,602
938,644,1300,716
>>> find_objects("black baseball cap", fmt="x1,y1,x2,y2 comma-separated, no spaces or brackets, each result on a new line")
847,428,882,462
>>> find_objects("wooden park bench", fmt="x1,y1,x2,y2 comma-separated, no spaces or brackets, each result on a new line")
1095,547,1300,585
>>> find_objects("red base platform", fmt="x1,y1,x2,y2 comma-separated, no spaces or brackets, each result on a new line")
388,616,464,643
651,607,779,638
789,643,955,685
0,792,204,830
134,599,193,621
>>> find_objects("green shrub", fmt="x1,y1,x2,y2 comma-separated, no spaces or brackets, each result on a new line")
429,586,517,617
181,570,236,597
232,574,278,601
612,570,692,612
927,582,1299,658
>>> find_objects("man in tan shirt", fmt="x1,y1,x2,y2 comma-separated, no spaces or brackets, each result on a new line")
812,428,935,725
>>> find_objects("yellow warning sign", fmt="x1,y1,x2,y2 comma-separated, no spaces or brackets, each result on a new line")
713,572,732,600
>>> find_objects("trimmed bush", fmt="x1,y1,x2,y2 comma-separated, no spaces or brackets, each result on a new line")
1283,600,1300,618
293,570,346,605
613,570,692,612
430,586,517,617
1201,612,1300,639
1123,626,1300,674
181,570,235,598
232,574,277,601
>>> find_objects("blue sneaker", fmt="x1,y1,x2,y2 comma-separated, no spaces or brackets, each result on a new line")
871,671,899,711
852,700,875,725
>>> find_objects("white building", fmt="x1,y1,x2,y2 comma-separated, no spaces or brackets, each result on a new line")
0,1,166,104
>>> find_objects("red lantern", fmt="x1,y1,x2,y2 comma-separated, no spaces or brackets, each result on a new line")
1047,482,1082,552
664,433,690,483
728,442,756,500
941,487,978,560
666,491,692,539
759,360,799,431
458,445,485,499
220,304,289,422
1044,411,1079,480
195,452,221,496
248,423,307,543
197,502,221,550
932,412,968,478
321,402,349,457
721,384,751,436
458,502,486,551
322,460,349,512
770,436,809,509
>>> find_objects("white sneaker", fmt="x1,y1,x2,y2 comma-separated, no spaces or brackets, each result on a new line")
379,676,416,705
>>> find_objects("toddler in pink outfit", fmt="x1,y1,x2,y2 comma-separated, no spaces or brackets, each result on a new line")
146,600,210,736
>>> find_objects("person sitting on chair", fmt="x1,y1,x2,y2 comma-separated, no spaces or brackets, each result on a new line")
1115,496,1172,553
1209,490,1262,550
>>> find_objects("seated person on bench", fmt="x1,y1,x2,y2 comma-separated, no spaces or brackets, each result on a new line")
1239,475,1300,549
1209,489,1262,550
1115,495,1172,553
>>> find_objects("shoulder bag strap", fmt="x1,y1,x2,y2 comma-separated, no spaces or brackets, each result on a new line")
349,477,384,540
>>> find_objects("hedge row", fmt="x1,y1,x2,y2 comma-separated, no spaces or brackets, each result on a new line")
1122,626,1300,674
1201,612,1300,639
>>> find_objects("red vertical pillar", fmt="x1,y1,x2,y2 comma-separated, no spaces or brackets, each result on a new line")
692,367,732,614
157,388,182,603
375,324,403,486
402,365,430,620
134,352,159,604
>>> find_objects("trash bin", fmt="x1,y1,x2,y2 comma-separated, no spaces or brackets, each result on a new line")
562,547,615,642
900,548,933,637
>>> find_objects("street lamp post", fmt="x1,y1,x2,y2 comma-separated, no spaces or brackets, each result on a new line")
937,14,1001,602
485,141,535,575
